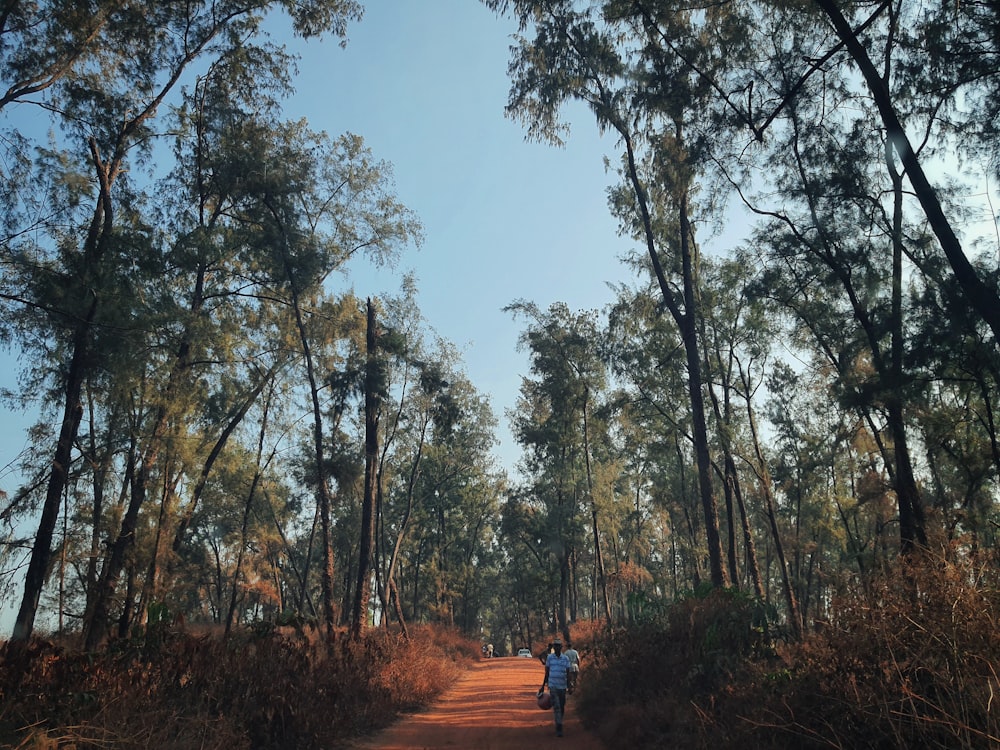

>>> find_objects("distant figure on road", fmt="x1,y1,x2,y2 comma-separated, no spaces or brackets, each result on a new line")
564,641,580,693
538,637,571,737
486,643,494,658
537,641,554,664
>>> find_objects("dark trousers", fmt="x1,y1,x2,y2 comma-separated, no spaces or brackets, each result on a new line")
550,687,567,726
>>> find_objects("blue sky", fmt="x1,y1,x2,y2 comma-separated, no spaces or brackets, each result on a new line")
283,1,631,470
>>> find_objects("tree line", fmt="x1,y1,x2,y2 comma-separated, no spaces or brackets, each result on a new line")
1,0,999,658
0,0,502,649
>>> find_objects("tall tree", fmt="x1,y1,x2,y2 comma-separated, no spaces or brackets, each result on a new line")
488,0,730,586
508,301,613,629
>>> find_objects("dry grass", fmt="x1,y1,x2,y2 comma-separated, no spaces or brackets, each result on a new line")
0,622,476,749
577,553,1000,749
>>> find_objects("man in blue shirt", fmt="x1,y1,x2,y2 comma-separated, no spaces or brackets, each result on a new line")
538,637,571,737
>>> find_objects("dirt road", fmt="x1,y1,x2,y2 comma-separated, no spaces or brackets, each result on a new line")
349,656,606,749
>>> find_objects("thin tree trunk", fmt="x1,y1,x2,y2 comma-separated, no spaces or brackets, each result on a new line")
82,390,110,631
677,192,728,588
267,197,337,641
703,335,765,595
83,426,148,649
730,460,765,598
743,379,803,638
581,388,613,623
705,372,741,586
612,105,727,587
137,466,181,623
884,136,928,552
352,299,380,639
224,391,272,636
675,437,703,589
171,367,275,556
382,419,427,639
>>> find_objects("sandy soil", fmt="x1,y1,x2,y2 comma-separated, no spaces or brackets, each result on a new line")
348,656,606,749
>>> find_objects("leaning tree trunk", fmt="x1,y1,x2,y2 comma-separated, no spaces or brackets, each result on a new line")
743,380,803,638
885,138,928,553
382,417,427,640
224,395,271,636
11,317,91,645
814,0,1000,344
11,144,116,646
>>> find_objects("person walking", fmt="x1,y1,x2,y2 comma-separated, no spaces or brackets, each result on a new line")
537,641,554,664
564,641,580,693
538,637,571,737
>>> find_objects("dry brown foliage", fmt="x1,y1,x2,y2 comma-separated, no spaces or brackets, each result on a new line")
0,622,477,749
577,553,1000,749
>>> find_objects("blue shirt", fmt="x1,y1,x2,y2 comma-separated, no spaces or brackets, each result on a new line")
545,652,570,689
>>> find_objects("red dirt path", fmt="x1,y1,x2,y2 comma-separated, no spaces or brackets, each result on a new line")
348,657,607,749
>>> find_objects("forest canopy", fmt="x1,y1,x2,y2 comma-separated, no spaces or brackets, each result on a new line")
0,0,998,665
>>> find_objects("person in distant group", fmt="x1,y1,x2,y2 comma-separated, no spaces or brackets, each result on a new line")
538,637,571,737
563,641,580,693
486,643,494,658
538,641,554,665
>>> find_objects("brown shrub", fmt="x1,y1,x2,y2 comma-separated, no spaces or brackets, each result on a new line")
580,554,1000,749
564,618,606,654
0,622,474,749
750,550,1000,749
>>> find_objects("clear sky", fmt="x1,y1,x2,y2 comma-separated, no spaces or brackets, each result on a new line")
285,0,630,472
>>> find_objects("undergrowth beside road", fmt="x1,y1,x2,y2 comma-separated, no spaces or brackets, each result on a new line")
0,623,476,749
576,551,1000,749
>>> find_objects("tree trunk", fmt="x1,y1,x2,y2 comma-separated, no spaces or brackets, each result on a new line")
703,341,765,596
170,366,274,556
382,420,426,640
83,430,151,649
12,321,90,644
352,299,380,639
224,395,271,636
885,138,928,552
814,0,1000,343
581,388,613,623
677,193,728,587
730,459,765,598
614,109,727,587
270,201,337,641
743,381,803,638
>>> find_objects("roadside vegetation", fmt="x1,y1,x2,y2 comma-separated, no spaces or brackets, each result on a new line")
0,622,476,750
575,551,1000,749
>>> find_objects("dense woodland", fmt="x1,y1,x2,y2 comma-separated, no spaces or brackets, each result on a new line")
0,1,999,744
